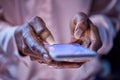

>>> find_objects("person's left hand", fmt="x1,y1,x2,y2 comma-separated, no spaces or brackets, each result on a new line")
70,12,102,52
69,12,103,79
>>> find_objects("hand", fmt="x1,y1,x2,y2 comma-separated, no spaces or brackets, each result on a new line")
68,12,103,78
15,16,55,63
14,16,82,68
70,12,102,52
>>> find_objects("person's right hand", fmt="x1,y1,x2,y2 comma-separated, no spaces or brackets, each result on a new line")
14,16,82,68
14,16,55,63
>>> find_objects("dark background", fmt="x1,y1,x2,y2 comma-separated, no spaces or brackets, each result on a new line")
101,31,120,79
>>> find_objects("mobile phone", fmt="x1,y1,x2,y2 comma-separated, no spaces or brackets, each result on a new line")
46,44,97,62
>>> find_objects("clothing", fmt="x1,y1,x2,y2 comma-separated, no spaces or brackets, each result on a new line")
0,0,119,80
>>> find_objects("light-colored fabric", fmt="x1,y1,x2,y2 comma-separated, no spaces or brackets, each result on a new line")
0,25,20,79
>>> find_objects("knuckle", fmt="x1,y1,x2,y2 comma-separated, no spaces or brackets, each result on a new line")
74,12,88,22
32,16,45,25
30,16,40,22
28,16,46,34
21,23,32,34
78,12,87,17
27,16,45,27
33,16,39,20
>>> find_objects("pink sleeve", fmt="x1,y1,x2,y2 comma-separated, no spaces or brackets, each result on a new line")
90,15,116,54
0,26,19,57
0,22,20,79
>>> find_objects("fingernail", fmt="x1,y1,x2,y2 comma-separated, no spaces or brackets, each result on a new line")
74,29,83,39
45,35,55,45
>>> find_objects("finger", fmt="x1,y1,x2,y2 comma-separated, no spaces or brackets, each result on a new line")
70,12,89,39
23,26,51,63
81,37,91,48
89,40,101,51
28,16,55,45
89,21,102,51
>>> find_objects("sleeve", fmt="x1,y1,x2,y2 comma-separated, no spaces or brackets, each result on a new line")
0,21,22,79
90,15,118,54
89,0,120,54
0,21,19,57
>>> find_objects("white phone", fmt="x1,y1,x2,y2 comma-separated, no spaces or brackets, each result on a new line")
46,44,97,62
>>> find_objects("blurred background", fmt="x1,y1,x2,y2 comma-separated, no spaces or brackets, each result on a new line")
0,0,120,80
